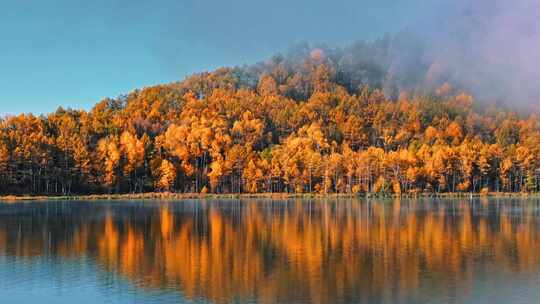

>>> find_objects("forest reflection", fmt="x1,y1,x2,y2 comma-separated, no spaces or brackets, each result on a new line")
1,199,540,303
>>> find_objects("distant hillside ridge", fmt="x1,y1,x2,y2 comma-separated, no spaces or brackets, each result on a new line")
1,39,539,195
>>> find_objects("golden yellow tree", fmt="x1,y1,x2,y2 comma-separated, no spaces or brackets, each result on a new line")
120,131,145,191
97,136,121,192
156,159,177,192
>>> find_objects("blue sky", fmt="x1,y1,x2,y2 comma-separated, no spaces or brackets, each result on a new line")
0,0,437,115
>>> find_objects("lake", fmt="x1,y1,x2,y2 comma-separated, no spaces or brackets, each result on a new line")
1,198,540,303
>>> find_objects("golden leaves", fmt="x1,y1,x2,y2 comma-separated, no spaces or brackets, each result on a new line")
156,159,176,191
97,136,120,188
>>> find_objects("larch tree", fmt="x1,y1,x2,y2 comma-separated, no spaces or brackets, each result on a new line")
156,159,177,192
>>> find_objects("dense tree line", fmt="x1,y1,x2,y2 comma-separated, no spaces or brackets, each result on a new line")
1,42,539,195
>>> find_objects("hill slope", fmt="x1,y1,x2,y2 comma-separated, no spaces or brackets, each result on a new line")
1,40,539,195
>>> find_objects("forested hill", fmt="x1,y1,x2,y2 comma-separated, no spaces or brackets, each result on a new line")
1,40,539,195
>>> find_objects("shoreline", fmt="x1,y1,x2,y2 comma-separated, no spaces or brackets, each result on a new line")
1,192,539,202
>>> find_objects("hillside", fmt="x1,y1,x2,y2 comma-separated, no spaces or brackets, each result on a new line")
1,40,539,195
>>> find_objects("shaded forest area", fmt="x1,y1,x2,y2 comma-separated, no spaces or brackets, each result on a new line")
1,38,539,195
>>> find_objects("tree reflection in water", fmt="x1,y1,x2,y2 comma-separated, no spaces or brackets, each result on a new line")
0,198,540,303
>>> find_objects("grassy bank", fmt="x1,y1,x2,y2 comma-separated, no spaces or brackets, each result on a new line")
1,192,539,202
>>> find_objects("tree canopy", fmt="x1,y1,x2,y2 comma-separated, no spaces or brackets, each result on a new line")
1,40,539,195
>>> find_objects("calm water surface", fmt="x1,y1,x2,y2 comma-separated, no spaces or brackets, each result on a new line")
1,198,540,303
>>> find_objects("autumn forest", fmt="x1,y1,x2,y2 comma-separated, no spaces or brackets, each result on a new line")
1,39,539,195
